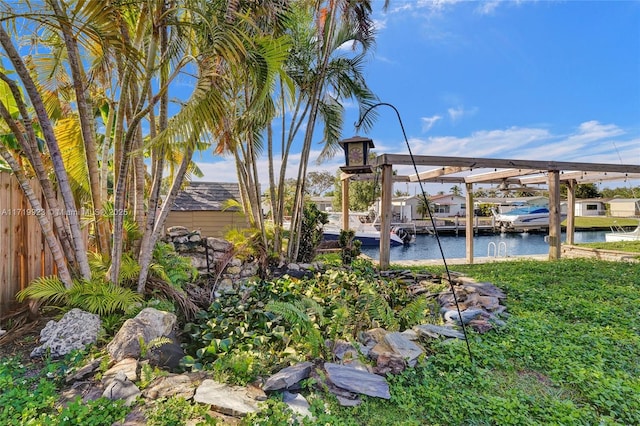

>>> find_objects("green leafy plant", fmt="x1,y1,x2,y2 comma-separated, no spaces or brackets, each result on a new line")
297,202,328,263
150,242,198,289
266,299,325,357
55,397,128,426
338,229,361,265
16,276,143,316
145,396,215,426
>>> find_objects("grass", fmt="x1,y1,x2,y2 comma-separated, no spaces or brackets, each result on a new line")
563,216,639,229
578,240,640,253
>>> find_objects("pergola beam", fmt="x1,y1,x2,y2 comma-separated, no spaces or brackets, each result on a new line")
464,168,543,183
374,154,640,174
521,172,640,185
408,166,470,182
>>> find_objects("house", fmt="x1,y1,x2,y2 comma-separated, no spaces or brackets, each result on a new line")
379,194,467,221
607,198,640,217
429,194,467,218
164,182,249,237
310,196,334,212
574,199,607,217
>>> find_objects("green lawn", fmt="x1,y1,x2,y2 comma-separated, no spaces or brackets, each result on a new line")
564,216,639,229
305,259,640,426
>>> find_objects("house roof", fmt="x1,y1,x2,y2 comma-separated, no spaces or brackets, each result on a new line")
171,182,241,211
607,198,640,203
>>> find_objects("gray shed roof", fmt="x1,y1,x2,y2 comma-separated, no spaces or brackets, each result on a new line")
171,182,241,211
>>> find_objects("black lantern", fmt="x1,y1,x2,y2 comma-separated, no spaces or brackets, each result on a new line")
339,135,375,174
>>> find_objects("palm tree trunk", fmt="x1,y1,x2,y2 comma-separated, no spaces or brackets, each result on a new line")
0,25,92,280
0,74,79,271
0,145,73,287
137,148,193,293
50,0,111,258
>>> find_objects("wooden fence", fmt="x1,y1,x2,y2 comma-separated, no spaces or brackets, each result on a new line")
0,173,54,315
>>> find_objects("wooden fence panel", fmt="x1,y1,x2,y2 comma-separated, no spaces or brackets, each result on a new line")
0,173,52,315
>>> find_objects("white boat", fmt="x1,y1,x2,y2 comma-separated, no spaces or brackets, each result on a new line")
323,212,413,247
605,221,640,242
493,206,563,231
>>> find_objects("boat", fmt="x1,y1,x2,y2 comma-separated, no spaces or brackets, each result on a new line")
493,206,564,231
322,212,414,247
604,221,640,242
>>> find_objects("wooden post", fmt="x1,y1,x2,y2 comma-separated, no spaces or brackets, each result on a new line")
548,170,561,260
565,179,576,245
341,175,349,231
379,164,393,270
465,183,474,264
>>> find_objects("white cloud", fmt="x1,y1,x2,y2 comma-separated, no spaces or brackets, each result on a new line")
447,106,477,123
192,121,639,192
421,114,442,132
475,1,501,15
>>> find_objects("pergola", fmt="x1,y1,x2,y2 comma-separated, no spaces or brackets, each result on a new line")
340,154,640,269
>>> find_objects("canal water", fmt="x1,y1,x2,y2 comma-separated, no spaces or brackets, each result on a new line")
360,231,608,261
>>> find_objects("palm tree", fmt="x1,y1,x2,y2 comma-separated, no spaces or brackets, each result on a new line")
266,1,378,262
450,185,463,196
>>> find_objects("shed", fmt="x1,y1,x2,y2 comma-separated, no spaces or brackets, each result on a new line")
607,198,640,217
164,182,249,237
574,199,607,217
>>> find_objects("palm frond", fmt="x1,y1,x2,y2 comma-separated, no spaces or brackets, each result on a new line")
16,275,69,305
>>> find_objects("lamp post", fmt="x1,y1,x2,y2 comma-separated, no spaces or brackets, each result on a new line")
339,135,375,175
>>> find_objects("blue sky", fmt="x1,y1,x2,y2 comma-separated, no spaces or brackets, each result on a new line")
194,0,640,193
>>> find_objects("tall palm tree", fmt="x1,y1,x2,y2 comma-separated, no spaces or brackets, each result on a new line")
263,1,378,262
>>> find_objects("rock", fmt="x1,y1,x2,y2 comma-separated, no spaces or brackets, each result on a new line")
401,329,420,341
246,383,267,401
414,324,466,340
329,340,360,361
336,395,362,407
193,379,258,417
383,332,424,367
0,329,6,337
206,237,233,252
287,263,301,271
443,308,485,325
463,282,507,299
468,319,493,334
102,371,141,406
282,391,314,421
65,357,104,384
360,328,388,346
147,340,185,372
30,309,101,359
143,374,196,400
106,308,176,362
324,363,391,399
103,358,139,385
263,361,314,391
373,352,407,375
166,226,190,237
